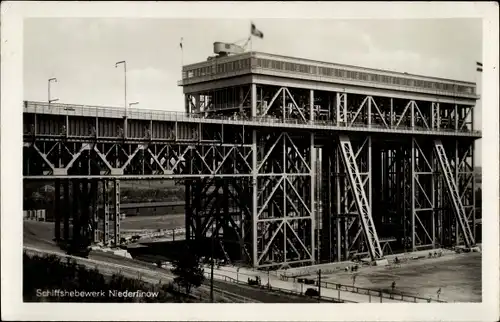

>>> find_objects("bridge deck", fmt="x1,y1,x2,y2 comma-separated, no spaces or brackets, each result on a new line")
24,101,481,138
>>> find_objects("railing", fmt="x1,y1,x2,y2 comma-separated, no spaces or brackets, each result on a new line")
317,280,446,303
205,271,354,303
23,101,481,137
213,265,446,303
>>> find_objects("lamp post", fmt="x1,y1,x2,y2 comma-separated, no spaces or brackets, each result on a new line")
48,78,59,104
129,102,139,109
115,61,127,115
210,227,214,303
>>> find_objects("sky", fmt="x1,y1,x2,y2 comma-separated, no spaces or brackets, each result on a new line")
23,18,483,163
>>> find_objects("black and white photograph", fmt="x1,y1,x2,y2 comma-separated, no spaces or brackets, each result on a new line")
1,2,499,321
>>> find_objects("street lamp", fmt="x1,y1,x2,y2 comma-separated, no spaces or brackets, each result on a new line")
48,78,59,104
129,102,139,109
115,61,127,115
210,226,215,303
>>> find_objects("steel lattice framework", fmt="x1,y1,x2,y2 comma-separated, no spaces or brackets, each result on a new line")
23,51,481,269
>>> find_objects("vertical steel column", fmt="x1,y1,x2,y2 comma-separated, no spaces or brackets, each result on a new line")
343,93,348,126
437,103,441,130
54,179,61,241
390,98,394,128
335,148,342,262
82,179,90,246
431,102,437,130
321,147,332,262
239,86,244,113
454,140,460,246
436,162,443,245
251,84,257,117
282,88,286,121
472,145,476,240
92,180,99,243
222,178,230,262
95,117,99,138
123,115,128,140
411,139,416,251
310,132,316,263
185,180,191,241
252,129,258,267
343,150,349,261
431,149,436,248
103,180,111,246
401,147,407,250
368,136,373,233
367,96,372,126
411,101,415,129
283,133,287,263
336,93,341,126
65,115,69,139
72,180,80,246
310,89,314,122
63,180,70,241
33,112,37,136
114,180,121,245
185,94,190,114
195,94,201,114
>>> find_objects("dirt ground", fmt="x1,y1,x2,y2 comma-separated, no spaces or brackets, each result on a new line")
321,253,482,302
23,214,185,248
24,220,482,303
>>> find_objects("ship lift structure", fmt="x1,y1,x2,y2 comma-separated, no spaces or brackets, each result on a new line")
23,45,480,269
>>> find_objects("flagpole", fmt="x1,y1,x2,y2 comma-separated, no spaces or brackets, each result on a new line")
180,37,184,78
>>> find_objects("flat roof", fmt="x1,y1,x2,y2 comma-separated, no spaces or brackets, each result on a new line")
184,51,474,86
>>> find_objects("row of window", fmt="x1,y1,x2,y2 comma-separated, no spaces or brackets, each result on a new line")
256,58,474,94
183,57,475,95
184,58,252,79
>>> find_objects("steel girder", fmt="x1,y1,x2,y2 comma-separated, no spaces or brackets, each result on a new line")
410,138,437,250
23,140,253,178
325,136,376,262
250,130,315,268
435,139,476,247
434,140,475,247
337,135,383,261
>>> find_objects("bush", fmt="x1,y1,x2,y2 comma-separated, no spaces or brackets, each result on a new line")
170,245,205,295
23,252,192,302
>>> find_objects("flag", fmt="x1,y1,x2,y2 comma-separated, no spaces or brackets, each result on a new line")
251,23,264,39
476,61,482,72
180,37,183,50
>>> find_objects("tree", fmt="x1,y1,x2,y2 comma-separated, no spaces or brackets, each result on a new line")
170,245,205,295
